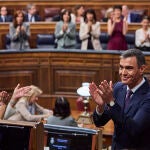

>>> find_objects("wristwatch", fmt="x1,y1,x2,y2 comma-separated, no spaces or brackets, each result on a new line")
108,100,115,107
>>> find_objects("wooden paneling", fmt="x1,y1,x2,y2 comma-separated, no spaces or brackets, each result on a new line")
0,0,150,21
0,50,150,110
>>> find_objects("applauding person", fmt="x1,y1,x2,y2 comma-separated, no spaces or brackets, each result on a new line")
79,9,102,50
89,49,150,149
9,10,30,50
107,5,128,50
55,9,76,49
4,85,52,122
135,16,150,51
2,84,31,119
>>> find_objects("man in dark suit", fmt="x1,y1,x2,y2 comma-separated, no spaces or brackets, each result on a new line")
24,3,41,22
122,5,142,23
0,6,13,22
89,49,150,149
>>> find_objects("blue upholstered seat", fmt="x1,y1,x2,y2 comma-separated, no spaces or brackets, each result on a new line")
99,32,110,50
36,34,55,49
125,33,135,49
5,32,135,50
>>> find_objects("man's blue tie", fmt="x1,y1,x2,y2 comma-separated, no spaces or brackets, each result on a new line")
125,89,133,108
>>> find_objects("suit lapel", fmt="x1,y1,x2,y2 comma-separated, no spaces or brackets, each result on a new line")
116,85,127,108
124,79,149,114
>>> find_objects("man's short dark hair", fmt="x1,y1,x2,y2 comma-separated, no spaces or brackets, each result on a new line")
120,49,146,67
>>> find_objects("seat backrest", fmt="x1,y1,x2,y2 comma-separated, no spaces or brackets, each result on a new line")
44,8,60,22
5,34,11,49
36,34,55,49
99,32,109,50
125,33,135,49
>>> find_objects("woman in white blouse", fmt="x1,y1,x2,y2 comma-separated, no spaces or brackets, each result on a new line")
135,16,150,51
79,9,102,50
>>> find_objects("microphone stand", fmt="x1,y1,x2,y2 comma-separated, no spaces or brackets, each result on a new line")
19,25,24,51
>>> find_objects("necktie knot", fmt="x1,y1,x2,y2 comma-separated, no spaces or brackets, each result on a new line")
126,89,133,98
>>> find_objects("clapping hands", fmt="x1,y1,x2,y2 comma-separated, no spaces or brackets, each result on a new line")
89,80,114,106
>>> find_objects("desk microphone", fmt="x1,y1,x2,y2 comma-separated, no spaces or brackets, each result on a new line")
19,24,23,51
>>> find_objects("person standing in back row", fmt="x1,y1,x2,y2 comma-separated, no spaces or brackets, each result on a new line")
54,9,76,49
79,9,102,50
89,49,150,149
135,16,150,51
107,5,128,50
9,10,30,50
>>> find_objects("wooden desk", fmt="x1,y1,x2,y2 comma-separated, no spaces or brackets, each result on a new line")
44,110,114,149
72,110,114,148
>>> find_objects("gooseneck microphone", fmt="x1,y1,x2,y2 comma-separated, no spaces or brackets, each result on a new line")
19,24,23,51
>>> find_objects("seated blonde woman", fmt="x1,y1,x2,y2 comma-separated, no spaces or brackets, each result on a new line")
0,84,31,119
4,85,52,122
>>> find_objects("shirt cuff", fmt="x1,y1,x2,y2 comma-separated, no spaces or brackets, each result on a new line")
96,105,104,116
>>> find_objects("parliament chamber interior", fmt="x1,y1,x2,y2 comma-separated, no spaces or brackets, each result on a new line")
0,0,150,149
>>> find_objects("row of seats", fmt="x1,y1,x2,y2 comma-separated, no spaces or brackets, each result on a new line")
5,33,135,50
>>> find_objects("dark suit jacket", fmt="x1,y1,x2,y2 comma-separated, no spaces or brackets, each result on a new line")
93,78,150,149
130,13,142,23
24,14,41,22
0,15,13,22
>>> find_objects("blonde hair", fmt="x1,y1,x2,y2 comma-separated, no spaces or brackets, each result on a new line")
19,85,42,102
105,7,113,18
